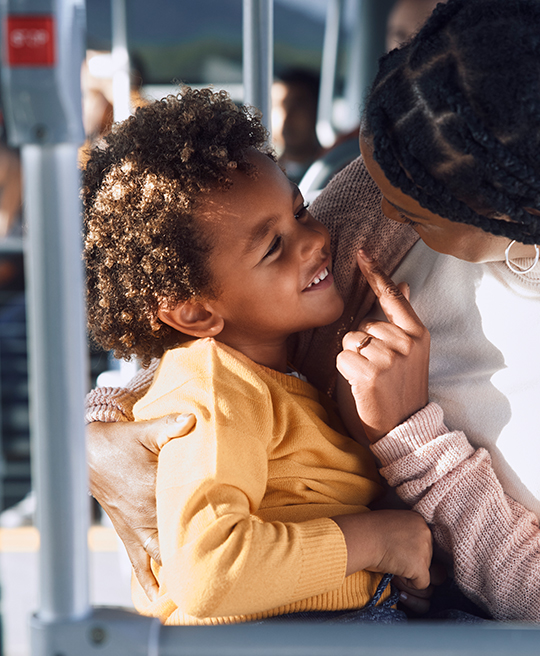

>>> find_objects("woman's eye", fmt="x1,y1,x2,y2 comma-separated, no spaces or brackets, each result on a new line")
263,235,282,259
294,202,310,220
401,214,418,227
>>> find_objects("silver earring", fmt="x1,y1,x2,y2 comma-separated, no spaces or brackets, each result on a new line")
504,240,540,275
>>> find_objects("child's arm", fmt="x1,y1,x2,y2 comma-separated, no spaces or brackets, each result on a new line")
331,509,432,589
156,403,432,619
142,341,429,620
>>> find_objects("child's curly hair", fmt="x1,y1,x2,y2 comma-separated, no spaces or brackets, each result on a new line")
83,87,271,365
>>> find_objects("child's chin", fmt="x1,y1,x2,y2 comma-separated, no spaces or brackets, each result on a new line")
316,301,345,328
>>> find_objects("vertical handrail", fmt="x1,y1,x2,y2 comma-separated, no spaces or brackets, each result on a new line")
317,0,343,147
111,0,131,123
24,142,90,623
352,0,395,115
242,0,273,135
1,0,90,627
342,0,363,133
111,0,138,385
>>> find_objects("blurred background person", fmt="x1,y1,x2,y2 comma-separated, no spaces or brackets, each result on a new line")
386,0,442,50
271,68,323,183
80,50,148,167
0,143,22,240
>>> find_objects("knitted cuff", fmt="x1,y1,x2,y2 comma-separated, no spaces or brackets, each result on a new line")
370,402,448,466
84,386,139,423
292,518,348,601
84,359,159,423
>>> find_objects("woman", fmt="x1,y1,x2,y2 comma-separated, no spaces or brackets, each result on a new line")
87,0,540,620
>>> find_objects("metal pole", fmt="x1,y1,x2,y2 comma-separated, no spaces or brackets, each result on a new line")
0,0,90,631
24,142,90,622
341,0,363,132
242,0,273,135
351,0,394,114
317,0,343,147
111,0,138,384
111,0,131,123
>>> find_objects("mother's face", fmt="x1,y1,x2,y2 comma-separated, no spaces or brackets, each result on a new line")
359,135,535,264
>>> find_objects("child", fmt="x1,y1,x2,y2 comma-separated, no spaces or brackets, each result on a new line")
83,88,431,625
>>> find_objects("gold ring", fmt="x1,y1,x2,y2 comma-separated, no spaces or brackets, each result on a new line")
355,334,373,353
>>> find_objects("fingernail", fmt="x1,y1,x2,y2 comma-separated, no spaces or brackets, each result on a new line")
400,592,408,601
176,413,191,422
358,248,373,262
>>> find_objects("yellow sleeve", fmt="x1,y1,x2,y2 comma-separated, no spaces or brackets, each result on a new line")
140,345,347,619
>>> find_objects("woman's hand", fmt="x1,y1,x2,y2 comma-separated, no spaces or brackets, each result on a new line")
86,413,195,600
336,250,430,443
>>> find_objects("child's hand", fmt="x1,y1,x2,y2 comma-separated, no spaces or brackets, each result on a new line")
394,561,447,614
332,509,433,590
336,250,430,442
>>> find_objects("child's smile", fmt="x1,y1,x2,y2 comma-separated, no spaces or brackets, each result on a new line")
303,265,331,291
197,149,344,370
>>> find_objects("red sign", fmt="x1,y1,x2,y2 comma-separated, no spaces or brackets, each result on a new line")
6,15,55,67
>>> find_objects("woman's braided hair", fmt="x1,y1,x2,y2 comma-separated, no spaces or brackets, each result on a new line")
83,88,270,364
364,0,540,244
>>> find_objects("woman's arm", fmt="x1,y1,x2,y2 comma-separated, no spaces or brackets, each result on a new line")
85,358,196,600
371,403,540,621
85,359,158,423
86,413,195,600
337,252,540,621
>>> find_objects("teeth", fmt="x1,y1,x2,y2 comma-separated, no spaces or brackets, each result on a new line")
307,267,329,288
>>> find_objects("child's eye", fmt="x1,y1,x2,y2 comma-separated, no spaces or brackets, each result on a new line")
263,235,282,259
294,202,310,220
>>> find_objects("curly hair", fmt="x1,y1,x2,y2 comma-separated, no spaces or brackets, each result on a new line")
363,0,540,244
83,88,271,364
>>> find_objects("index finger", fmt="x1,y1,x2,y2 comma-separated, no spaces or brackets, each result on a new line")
357,249,423,334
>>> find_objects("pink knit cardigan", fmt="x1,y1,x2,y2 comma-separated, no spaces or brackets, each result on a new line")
372,403,540,621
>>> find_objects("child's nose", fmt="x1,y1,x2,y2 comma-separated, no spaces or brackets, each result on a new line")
299,222,326,260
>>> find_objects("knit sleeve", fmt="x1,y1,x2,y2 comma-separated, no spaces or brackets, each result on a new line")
371,402,540,621
137,344,346,619
84,359,158,423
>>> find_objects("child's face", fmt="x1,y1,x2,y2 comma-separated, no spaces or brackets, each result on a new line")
198,150,344,347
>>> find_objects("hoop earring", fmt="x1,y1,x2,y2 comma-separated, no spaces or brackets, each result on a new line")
504,240,540,275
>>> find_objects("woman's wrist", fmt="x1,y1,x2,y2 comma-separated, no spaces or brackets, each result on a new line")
370,402,443,462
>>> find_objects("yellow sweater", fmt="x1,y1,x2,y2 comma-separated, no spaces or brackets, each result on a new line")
132,338,386,625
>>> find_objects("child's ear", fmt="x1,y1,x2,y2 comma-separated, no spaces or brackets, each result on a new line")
158,300,224,338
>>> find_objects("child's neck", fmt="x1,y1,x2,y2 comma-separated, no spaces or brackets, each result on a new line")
216,334,289,373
